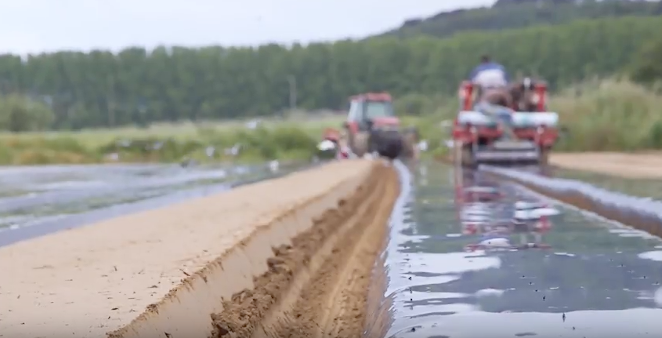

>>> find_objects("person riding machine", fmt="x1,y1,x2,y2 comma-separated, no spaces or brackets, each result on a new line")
468,55,517,139
453,55,559,167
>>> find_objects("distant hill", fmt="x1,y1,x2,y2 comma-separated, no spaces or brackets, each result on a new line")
376,0,662,39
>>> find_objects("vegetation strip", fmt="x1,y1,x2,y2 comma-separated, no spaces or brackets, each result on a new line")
3,1,662,164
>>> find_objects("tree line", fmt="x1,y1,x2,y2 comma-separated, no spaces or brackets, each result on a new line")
380,0,661,39
1,15,662,131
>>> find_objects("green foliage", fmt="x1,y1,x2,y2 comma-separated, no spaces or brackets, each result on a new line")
380,0,662,39
551,79,662,152
0,94,54,132
0,15,660,130
0,122,319,165
629,35,662,86
394,94,435,116
2,1,662,164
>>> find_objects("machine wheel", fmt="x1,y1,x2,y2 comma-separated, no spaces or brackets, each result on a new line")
402,129,418,159
538,147,550,166
367,132,379,154
374,131,403,160
352,132,369,157
461,146,476,168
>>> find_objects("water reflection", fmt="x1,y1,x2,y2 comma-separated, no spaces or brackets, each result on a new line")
454,169,559,251
372,161,662,338
0,161,311,245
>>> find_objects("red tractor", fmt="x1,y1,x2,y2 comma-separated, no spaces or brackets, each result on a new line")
341,92,418,160
452,79,559,167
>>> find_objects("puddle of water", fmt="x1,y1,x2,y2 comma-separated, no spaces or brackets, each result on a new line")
0,161,313,245
391,308,662,337
0,162,306,221
368,161,662,338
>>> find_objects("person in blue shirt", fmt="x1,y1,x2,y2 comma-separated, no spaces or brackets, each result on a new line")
469,55,517,139
469,55,509,88
470,55,512,107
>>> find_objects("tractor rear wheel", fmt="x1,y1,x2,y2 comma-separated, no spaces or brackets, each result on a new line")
373,131,404,160
461,146,476,168
402,130,418,159
538,147,550,166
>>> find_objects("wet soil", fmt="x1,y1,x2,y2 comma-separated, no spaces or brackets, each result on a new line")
211,163,399,338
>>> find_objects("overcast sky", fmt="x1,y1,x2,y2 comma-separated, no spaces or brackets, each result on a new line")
0,0,495,54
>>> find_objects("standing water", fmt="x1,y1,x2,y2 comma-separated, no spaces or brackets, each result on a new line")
365,161,662,338
0,161,310,246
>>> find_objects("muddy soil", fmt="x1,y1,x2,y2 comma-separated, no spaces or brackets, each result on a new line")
211,164,399,338
551,152,662,178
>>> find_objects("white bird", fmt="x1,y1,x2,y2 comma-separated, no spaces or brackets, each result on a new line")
268,160,279,172
245,119,259,129
205,146,215,158
225,143,241,156
417,140,428,151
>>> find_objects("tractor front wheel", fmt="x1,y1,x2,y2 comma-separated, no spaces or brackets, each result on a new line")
352,132,369,157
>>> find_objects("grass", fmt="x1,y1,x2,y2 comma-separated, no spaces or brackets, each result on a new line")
1,113,343,148
550,78,662,151
2,78,660,166
0,114,346,165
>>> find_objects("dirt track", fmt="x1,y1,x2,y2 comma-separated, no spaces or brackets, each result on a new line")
212,164,398,338
551,152,662,178
0,160,398,338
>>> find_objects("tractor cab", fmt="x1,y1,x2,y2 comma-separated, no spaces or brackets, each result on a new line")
345,92,400,133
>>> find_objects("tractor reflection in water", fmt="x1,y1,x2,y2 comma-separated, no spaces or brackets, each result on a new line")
454,170,560,252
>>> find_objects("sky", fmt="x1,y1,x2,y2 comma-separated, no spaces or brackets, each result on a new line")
0,0,495,55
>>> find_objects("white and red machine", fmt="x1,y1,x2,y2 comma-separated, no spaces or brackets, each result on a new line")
452,80,559,167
